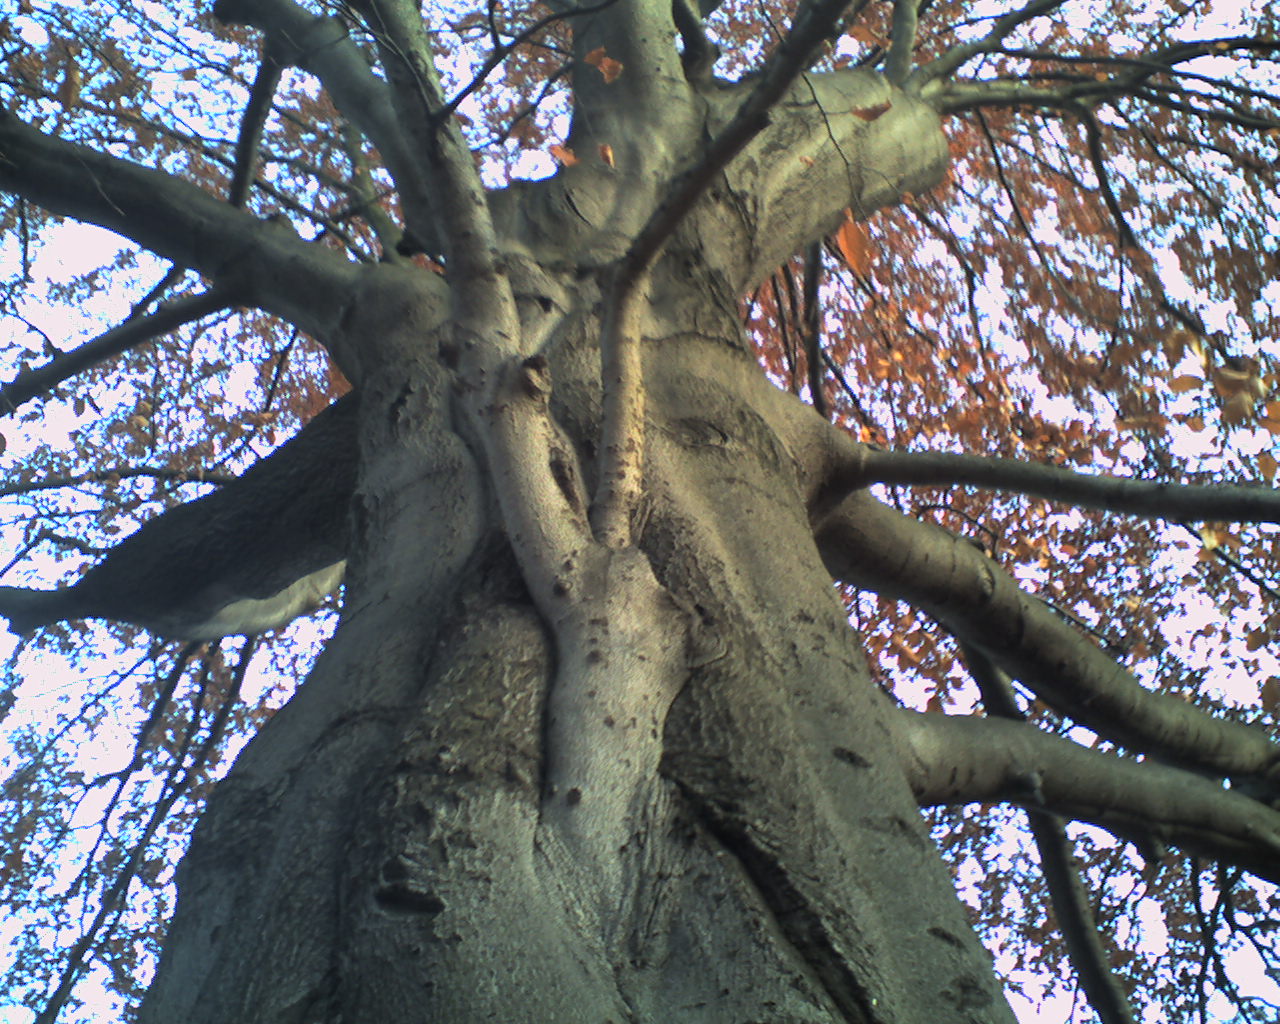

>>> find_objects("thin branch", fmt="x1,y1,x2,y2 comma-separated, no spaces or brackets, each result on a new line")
0,466,236,500
0,286,240,415
961,644,1137,1024
438,0,621,120
909,0,1070,90
852,446,1280,524
35,638,254,1024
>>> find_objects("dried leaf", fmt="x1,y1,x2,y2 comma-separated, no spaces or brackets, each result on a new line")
549,144,577,167
584,46,623,83
598,143,615,168
834,210,871,276
57,59,81,108
851,102,890,122
1262,677,1280,716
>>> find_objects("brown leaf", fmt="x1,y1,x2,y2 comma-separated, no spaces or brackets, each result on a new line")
1262,676,1280,716
584,47,623,83
598,143,614,167
834,210,871,276
549,144,577,167
851,102,890,122
57,59,81,108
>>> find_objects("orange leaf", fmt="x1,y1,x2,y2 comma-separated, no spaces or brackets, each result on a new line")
549,144,577,166
1258,451,1277,482
598,143,615,167
835,210,871,276
584,46,623,83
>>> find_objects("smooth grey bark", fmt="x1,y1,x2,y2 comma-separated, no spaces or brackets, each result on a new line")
5,4,1278,1019
0,9,1015,1021
132,79,1010,1012
141,307,1015,1023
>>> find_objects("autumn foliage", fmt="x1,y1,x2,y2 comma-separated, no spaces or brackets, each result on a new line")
0,1,1278,1022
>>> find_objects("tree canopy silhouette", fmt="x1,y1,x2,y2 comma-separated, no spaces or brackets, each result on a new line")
0,1,1278,1022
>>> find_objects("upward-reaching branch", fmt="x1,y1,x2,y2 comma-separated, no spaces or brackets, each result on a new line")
591,0,874,545
354,0,518,350
884,0,919,84
214,0,445,257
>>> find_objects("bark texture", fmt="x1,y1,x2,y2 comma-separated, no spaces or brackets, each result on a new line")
141,327,1013,1024
136,94,1013,1015
5,6,1279,1023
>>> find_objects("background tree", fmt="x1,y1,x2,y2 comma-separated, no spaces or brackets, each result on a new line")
1,1,1278,1022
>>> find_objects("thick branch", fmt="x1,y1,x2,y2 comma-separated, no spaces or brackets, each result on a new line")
884,0,919,84
214,0,443,255
355,0,519,350
0,396,358,639
897,710,1280,885
0,287,238,415
630,0,872,275
816,489,1278,776
565,0,687,123
705,69,949,290
589,0,883,541
0,111,360,341
852,446,1280,523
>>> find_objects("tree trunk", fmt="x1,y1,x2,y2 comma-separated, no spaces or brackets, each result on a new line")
140,274,1014,1022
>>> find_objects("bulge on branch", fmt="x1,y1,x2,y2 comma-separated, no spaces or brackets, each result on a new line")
0,393,359,641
